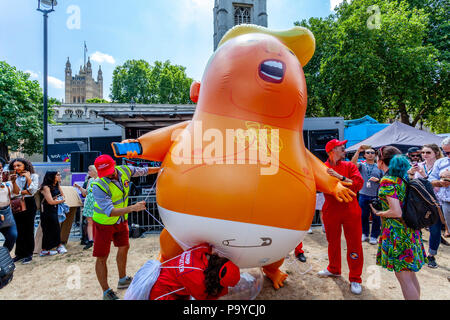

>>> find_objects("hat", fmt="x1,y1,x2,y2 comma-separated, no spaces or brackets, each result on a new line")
407,147,421,154
325,139,348,153
94,154,116,178
219,261,240,287
218,24,316,67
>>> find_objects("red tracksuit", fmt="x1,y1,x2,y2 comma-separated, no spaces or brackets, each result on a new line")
295,242,304,256
149,244,228,300
322,159,364,283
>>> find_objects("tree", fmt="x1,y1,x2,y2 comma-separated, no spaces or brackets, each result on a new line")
110,59,194,104
86,98,109,103
0,61,58,161
296,0,448,131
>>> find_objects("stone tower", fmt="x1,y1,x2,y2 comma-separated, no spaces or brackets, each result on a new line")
64,56,103,103
213,0,268,50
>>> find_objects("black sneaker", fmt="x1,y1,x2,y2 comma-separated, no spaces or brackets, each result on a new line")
427,256,437,269
103,289,119,300
296,253,307,263
83,241,93,250
440,236,450,246
13,256,24,263
21,256,32,265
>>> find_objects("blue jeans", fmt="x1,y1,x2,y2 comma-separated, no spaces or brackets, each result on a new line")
428,219,442,256
0,206,18,252
359,194,381,239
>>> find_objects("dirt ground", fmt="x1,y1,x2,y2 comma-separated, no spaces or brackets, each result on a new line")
1,226,449,300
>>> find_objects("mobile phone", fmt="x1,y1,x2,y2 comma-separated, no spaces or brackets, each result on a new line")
112,141,143,157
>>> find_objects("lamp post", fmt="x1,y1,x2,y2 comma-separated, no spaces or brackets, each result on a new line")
37,0,57,162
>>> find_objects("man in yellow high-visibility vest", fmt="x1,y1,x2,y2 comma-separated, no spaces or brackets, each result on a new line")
92,154,159,300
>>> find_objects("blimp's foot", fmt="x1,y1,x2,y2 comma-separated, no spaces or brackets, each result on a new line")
262,259,287,290
158,228,184,262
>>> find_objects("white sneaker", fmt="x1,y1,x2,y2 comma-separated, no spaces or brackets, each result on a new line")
57,245,67,254
350,282,362,295
40,250,57,257
317,269,341,277
307,228,313,234
369,237,378,245
361,234,369,242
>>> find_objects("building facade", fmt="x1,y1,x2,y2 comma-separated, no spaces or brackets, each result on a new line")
65,57,103,104
213,0,268,50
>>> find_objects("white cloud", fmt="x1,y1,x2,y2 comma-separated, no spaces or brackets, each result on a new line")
48,76,64,89
330,0,346,10
90,51,116,64
25,70,39,78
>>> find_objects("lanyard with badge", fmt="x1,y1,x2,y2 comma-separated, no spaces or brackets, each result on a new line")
366,163,376,188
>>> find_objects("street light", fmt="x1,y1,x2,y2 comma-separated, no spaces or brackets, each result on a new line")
37,0,57,162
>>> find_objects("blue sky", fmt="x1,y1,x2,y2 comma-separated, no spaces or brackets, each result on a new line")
0,0,342,102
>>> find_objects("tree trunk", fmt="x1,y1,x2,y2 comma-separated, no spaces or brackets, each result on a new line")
0,142,9,163
398,102,412,126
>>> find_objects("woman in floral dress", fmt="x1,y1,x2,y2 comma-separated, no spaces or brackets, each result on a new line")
370,146,427,300
75,165,98,250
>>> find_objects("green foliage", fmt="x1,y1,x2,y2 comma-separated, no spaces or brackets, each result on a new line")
110,59,194,104
0,61,58,160
86,97,109,103
296,0,449,132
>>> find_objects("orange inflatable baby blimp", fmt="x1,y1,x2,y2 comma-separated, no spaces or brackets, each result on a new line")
112,24,356,289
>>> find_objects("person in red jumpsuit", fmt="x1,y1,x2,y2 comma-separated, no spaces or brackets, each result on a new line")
149,243,240,300
318,139,364,295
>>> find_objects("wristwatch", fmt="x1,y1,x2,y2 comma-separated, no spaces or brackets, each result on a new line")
340,176,346,181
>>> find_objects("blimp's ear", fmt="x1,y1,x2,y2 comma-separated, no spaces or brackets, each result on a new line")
190,81,201,103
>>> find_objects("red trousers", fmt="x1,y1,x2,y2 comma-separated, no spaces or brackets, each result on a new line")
322,209,363,283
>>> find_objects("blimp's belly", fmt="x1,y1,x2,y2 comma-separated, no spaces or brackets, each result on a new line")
158,205,306,268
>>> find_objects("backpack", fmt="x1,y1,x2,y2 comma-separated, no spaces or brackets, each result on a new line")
401,177,445,230
0,247,15,289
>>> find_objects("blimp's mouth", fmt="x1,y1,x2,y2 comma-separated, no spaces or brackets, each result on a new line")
258,59,285,83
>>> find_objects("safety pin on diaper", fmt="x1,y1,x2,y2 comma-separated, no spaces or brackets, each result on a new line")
222,237,272,248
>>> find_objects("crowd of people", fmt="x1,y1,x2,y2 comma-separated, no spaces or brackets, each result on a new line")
0,158,71,264
309,137,450,300
0,136,449,301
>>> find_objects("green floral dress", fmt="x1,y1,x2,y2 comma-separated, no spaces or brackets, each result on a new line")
82,178,96,218
376,175,427,272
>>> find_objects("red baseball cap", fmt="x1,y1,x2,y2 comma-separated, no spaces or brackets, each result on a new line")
219,261,240,287
94,154,116,178
325,139,348,153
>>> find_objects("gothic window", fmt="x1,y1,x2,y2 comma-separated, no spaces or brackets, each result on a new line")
73,97,76,103
234,5,251,25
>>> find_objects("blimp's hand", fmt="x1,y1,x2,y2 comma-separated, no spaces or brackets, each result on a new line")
332,181,356,203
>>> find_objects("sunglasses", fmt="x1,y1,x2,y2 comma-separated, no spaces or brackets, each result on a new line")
410,154,421,158
421,151,432,155
365,151,375,154
444,151,450,156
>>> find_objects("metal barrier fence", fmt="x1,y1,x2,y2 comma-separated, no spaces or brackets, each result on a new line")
128,195,164,233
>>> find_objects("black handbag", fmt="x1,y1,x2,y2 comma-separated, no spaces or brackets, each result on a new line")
0,247,15,289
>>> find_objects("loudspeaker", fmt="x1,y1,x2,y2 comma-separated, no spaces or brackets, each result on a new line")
70,151,101,172
70,152,83,172
83,151,100,171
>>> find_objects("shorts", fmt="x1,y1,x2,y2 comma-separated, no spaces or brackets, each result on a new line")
93,221,129,257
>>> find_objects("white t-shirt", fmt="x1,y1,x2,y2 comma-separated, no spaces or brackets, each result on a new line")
0,182,12,207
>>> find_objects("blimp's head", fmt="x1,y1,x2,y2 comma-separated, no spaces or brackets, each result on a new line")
191,24,315,131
